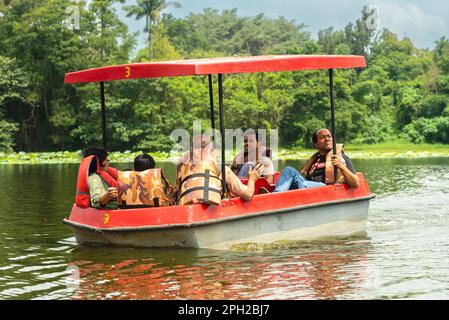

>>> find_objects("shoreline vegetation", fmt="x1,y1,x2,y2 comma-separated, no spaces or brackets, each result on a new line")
1,142,448,164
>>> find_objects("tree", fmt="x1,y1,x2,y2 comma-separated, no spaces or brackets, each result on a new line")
343,6,380,57
0,55,27,151
317,27,345,54
396,86,420,127
404,117,449,144
435,37,449,73
0,0,135,150
124,0,181,60
370,30,427,81
163,8,310,56
134,24,182,61
417,95,448,118
88,0,132,64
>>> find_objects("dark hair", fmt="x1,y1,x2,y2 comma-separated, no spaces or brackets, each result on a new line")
134,153,155,171
82,146,109,174
312,128,330,145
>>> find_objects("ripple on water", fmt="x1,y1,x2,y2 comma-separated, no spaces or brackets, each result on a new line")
7,254,41,262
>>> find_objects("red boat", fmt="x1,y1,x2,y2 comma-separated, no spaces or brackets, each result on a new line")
63,55,375,250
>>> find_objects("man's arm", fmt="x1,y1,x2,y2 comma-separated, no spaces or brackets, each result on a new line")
99,188,117,206
225,165,263,200
339,163,360,188
331,153,359,188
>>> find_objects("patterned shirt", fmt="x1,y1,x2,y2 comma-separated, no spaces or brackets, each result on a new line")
87,173,118,210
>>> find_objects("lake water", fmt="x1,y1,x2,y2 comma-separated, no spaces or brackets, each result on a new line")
0,158,448,300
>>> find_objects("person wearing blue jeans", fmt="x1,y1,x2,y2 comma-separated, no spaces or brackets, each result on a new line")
272,128,359,193
273,166,325,192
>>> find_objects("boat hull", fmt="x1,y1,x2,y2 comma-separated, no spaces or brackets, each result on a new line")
63,173,374,250
65,198,370,250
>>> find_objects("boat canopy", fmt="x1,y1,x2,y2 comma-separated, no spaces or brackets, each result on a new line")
64,55,366,84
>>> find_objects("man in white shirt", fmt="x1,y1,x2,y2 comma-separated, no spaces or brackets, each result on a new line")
230,133,274,184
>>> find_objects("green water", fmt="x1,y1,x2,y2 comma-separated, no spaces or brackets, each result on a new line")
0,158,448,299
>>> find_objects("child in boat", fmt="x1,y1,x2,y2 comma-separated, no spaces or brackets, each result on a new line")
133,153,156,171
116,153,174,207
134,153,176,204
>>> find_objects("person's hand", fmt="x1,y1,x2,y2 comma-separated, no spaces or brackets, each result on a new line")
331,155,342,168
248,163,264,181
107,187,118,200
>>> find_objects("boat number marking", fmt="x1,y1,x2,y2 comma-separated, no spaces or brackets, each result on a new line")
104,213,110,225
125,66,131,78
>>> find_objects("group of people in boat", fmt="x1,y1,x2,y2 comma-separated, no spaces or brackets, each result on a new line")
75,128,359,210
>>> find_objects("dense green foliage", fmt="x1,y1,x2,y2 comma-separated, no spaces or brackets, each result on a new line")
0,1,448,153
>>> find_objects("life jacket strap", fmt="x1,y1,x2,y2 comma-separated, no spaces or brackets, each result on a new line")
178,187,222,202
203,169,210,203
179,172,221,187
119,198,161,209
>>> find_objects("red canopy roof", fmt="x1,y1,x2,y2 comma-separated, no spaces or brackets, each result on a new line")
64,55,366,84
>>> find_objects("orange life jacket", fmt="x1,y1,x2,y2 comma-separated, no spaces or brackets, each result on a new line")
117,169,172,207
178,161,222,206
75,155,118,208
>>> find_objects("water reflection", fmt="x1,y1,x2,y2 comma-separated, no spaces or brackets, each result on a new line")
63,239,376,300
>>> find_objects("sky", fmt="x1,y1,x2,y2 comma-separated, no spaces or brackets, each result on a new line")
116,0,449,50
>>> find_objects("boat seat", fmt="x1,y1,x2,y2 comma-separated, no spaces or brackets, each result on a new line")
254,178,275,194
239,171,280,194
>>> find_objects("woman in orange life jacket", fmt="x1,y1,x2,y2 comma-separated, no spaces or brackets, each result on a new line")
82,146,118,209
176,135,264,204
